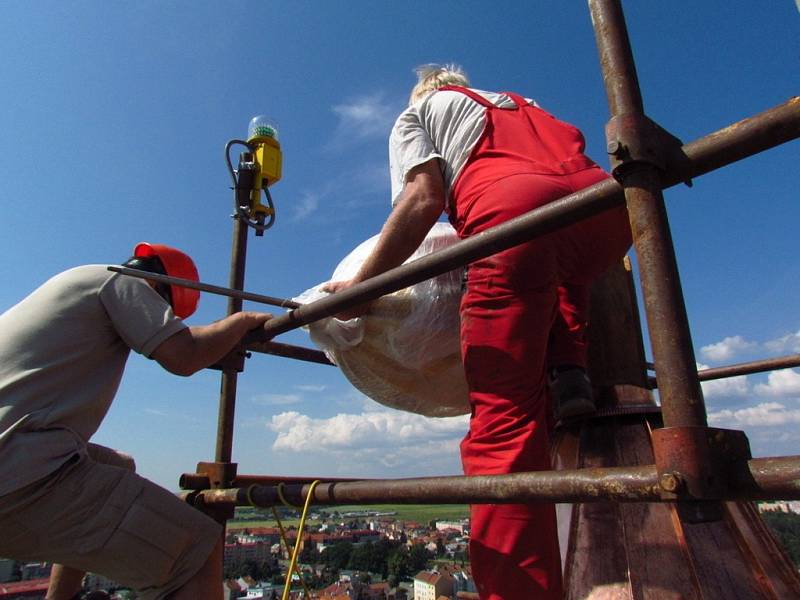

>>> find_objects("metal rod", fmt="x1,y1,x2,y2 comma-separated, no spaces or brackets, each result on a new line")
180,473,365,490
590,0,706,428
190,455,800,507
649,354,800,389
588,0,643,116
247,340,333,366
244,98,798,342
107,266,301,310
216,216,249,464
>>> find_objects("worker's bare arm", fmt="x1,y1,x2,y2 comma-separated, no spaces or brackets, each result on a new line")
354,158,445,282
151,311,272,376
323,159,445,318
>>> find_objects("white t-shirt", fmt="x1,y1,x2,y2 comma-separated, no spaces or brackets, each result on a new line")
0,265,186,494
388,88,537,209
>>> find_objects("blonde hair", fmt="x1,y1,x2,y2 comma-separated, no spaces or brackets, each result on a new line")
409,63,470,105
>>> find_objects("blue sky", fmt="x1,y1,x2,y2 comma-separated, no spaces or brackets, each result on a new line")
1,2,798,491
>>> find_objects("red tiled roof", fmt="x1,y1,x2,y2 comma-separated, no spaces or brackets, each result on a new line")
414,571,440,584
229,526,282,535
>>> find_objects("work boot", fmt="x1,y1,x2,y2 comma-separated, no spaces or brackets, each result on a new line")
548,366,596,421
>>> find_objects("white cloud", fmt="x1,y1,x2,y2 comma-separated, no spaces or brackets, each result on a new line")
294,384,327,393
332,92,398,140
708,402,800,428
697,362,749,399
764,330,800,355
269,410,468,453
251,393,303,406
291,191,320,221
266,409,468,476
699,335,757,363
753,369,800,398
700,375,750,399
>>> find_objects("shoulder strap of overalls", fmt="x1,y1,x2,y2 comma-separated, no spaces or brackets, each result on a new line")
437,85,510,109
502,91,532,109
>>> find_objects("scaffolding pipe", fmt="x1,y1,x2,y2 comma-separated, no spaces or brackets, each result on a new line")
180,473,364,490
649,354,800,389
247,340,332,366
244,98,798,343
216,216,249,465
107,266,300,310
590,0,706,430
188,455,800,508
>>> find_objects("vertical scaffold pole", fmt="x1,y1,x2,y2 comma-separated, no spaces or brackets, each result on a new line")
216,214,248,465
588,0,708,430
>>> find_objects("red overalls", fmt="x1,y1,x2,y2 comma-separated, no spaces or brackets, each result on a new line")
442,86,631,599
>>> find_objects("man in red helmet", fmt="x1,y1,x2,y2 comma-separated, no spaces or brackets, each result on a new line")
0,242,271,600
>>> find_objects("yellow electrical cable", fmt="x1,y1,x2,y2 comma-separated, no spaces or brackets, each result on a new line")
244,482,312,597
245,484,259,507
271,508,312,598
276,482,301,508
281,480,321,600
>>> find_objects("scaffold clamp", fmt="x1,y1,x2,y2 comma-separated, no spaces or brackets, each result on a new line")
606,112,692,187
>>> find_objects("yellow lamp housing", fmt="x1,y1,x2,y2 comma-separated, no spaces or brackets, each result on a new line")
250,135,282,186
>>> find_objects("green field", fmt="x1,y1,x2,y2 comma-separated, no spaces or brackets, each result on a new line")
229,504,469,530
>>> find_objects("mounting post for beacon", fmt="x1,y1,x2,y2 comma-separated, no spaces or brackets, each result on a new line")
196,117,282,522
200,153,252,524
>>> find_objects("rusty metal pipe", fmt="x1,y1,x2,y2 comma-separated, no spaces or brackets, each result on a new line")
677,97,800,181
590,0,707,429
107,266,300,310
588,0,643,116
189,455,800,507
649,354,800,389
245,98,798,343
623,171,707,427
246,340,333,366
216,215,249,465
200,465,663,506
733,456,800,499
180,473,365,490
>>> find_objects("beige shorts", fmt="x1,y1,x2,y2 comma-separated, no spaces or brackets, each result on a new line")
0,444,221,600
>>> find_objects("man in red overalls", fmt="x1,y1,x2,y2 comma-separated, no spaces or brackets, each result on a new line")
326,64,631,599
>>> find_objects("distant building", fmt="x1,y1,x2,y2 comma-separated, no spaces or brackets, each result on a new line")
451,568,476,597
413,569,453,600
364,581,390,600
318,579,360,600
0,560,15,584
224,542,273,570
20,562,51,581
759,501,800,515
434,521,468,536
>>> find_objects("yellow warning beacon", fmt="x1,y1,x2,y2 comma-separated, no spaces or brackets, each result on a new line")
230,115,282,235
247,115,282,187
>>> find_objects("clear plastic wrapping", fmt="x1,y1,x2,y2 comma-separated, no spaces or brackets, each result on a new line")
295,222,470,417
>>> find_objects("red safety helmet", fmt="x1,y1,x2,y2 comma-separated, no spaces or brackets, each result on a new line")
133,242,200,319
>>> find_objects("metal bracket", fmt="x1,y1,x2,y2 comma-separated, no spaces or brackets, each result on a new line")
652,426,752,501
196,461,239,489
605,112,692,186
186,462,239,522
207,346,249,373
